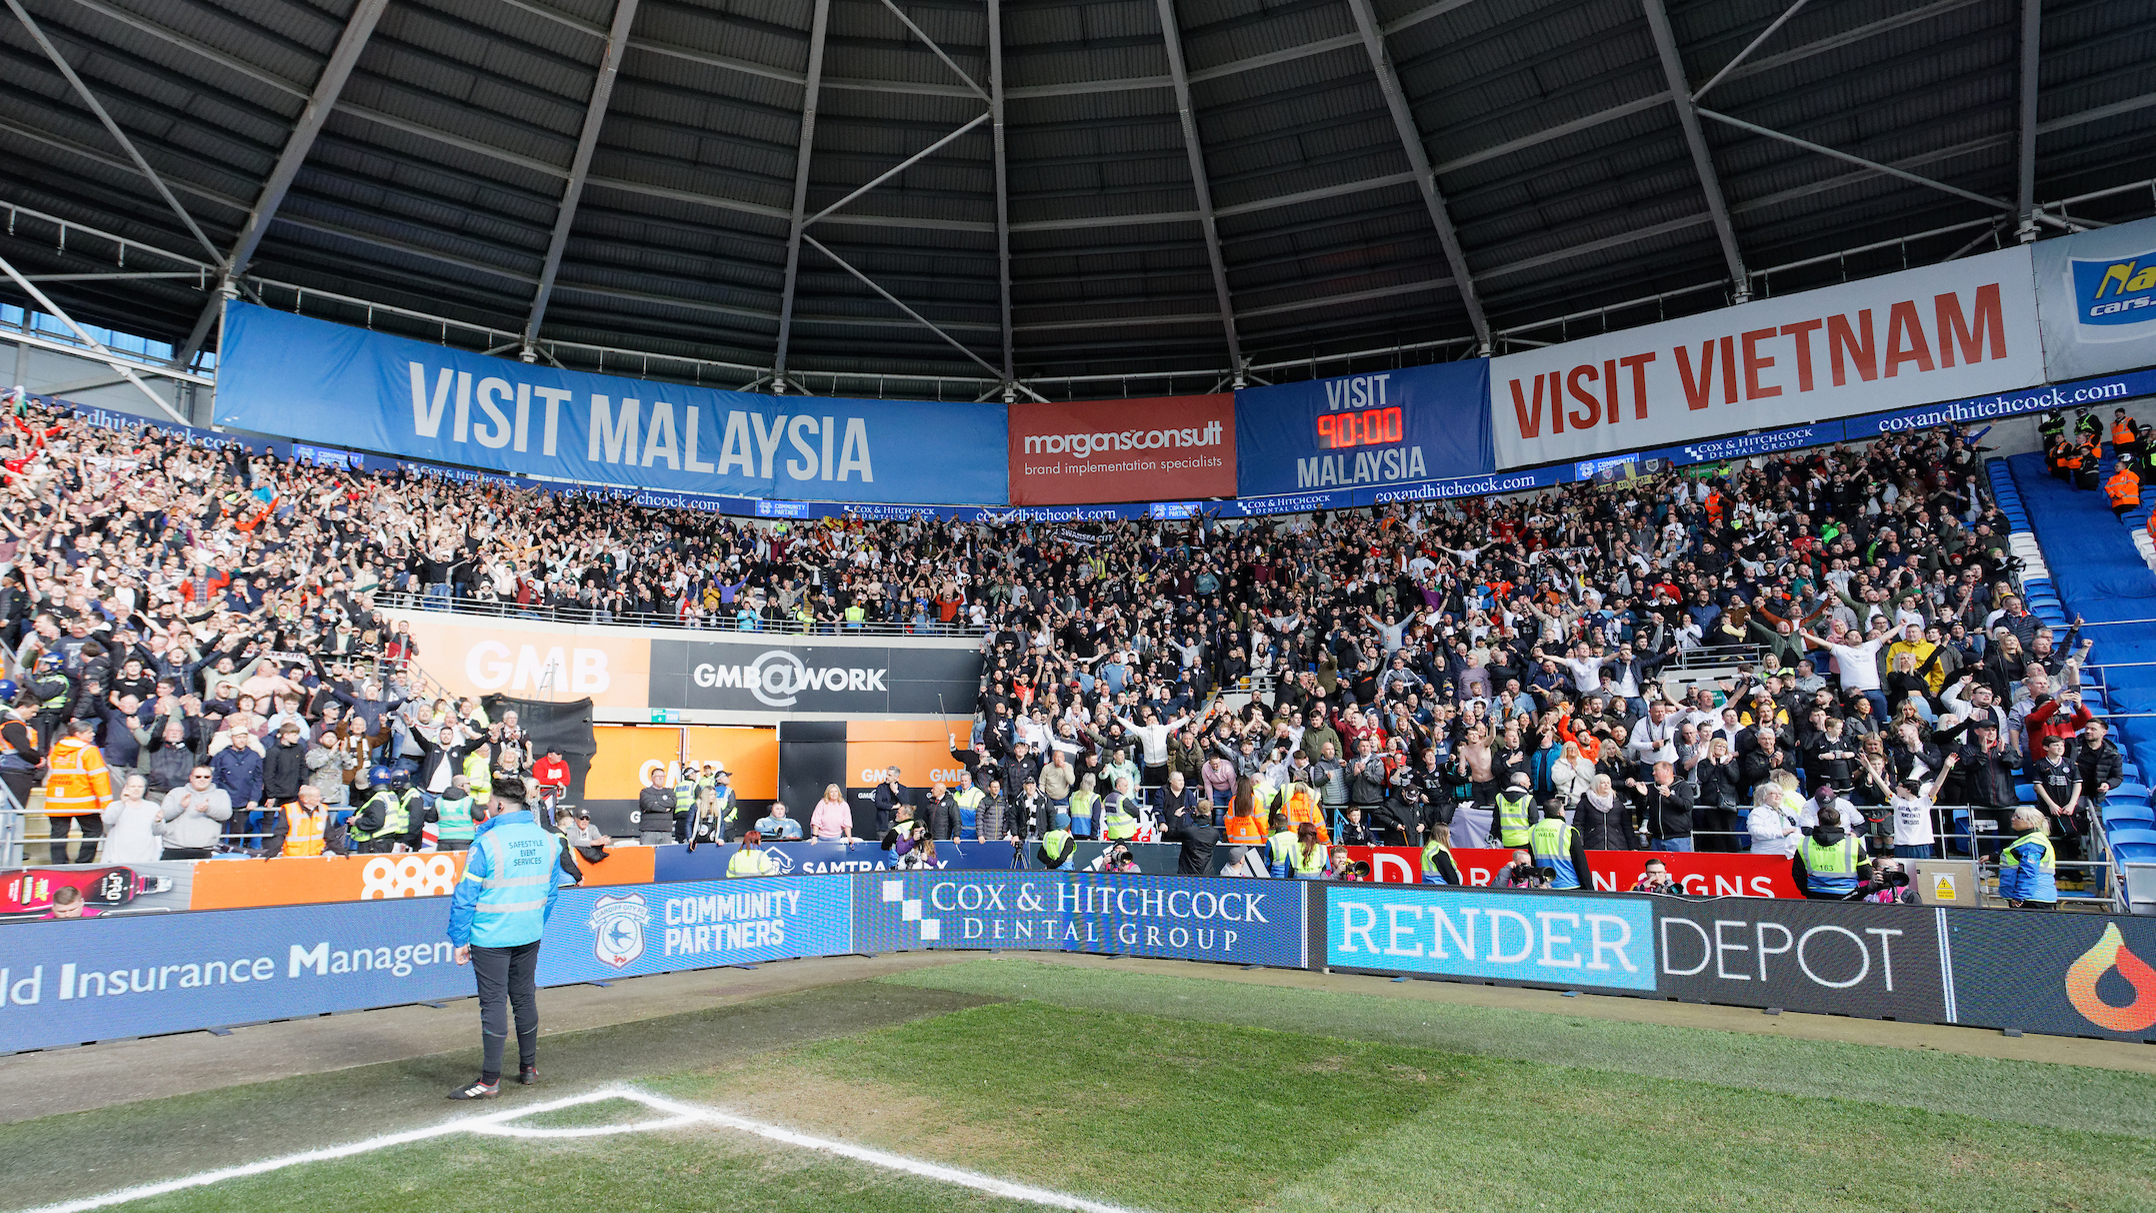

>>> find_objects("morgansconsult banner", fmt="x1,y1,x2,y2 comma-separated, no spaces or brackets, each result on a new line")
1007,394,1235,505
214,303,1009,505
1490,246,2044,469
1234,360,1493,496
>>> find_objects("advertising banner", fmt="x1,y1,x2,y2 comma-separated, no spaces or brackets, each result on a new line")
855,871,1304,966
536,877,853,984
649,636,982,718
1007,394,1235,505
583,724,778,835
1,863,195,919
1490,246,2044,469
1945,912,2156,1042
1325,883,1657,993
396,612,649,710
214,303,1009,505
1336,847,1799,898
1235,360,1493,497
186,849,654,911
2033,214,2156,382
0,897,471,1053
1654,899,1948,1023
650,839,1020,884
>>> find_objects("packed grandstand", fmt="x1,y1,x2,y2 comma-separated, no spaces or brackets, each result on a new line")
1,390,2139,907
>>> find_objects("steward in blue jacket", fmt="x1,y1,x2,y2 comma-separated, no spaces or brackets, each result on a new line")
446,803,576,1100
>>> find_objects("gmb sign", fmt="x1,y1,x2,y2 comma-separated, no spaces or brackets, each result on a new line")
854,872,1304,967
648,636,982,717
1325,885,1656,993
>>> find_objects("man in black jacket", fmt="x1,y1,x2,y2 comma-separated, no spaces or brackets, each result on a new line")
1165,799,1217,875
919,781,958,841
262,720,309,807
872,766,909,834
1627,760,1696,851
636,768,676,847
2079,719,2125,807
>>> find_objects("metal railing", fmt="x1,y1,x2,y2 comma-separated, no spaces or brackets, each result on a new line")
378,589,985,637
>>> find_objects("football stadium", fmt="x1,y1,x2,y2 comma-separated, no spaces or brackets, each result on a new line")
3,0,2156,1209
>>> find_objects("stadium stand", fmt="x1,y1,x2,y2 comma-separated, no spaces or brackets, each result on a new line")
5,390,2145,910
2006,443,2156,913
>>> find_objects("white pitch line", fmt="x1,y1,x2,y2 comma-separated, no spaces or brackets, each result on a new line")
17,1086,1147,1213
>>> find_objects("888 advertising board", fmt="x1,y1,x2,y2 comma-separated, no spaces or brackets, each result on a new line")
854,871,1304,967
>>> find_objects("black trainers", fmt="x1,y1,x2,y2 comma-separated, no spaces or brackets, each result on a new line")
448,1078,500,1100
517,1065,539,1086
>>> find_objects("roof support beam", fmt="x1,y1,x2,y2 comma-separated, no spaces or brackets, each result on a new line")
988,0,1013,385
172,0,390,368
771,0,834,393
1343,0,1489,353
803,113,990,228
524,0,640,356
1153,0,1243,382
0,249,189,423
1640,0,1749,303
2016,0,2040,242
1699,109,2018,214
1691,0,1809,102
801,234,1045,401
5,0,223,265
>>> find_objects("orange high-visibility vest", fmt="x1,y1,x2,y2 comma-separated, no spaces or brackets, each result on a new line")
1223,813,1266,844
280,802,327,857
1284,786,1330,844
2113,418,2135,448
41,736,112,817
2107,465,2142,510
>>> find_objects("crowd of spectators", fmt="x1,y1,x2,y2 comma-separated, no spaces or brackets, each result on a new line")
0,397,2132,901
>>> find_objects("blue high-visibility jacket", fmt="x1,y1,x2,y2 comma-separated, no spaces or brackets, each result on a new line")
448,810,572,948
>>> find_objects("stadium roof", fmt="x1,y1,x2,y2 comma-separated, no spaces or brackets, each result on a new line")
2,0,2153,398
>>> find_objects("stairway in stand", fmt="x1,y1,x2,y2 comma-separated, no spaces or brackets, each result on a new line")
1999,452,2156,913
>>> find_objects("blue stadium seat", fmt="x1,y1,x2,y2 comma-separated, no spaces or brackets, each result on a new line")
2106,827,2156,848
2105,805,2155,828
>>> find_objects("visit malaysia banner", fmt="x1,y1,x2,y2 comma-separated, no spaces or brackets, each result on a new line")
2033,214,2156,382
1235,360,1493,496
1490,246,2044,469
1007,394,1235,505
214,303,1009,505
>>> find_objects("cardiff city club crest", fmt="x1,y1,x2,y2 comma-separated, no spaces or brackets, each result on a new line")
589,892,650,969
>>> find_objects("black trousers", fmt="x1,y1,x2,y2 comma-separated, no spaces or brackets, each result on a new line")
48,814,102,864
471,940,541,1083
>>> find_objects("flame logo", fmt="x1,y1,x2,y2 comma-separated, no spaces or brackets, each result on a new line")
2064,924,2156,1033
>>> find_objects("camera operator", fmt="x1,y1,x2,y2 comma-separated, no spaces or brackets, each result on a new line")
1855,858,1918,904
1793,805,1871,900
1496,848,1551,890
1526,799,1588,890
1628,857,1681,895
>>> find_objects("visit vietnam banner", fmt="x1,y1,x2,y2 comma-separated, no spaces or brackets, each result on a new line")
213,304,1009,504
1489,245,2045,469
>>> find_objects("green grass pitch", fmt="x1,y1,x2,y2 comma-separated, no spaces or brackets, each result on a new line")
8,958,2154,1213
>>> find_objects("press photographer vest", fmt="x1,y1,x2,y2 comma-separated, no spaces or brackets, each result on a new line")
1527,817,1580,890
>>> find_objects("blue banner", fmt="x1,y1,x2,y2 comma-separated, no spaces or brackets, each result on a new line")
651,839,1020,885
0,897,470,1054
1354,465,1565,507
538,878,853,984
1325,884,1656,992
213,304,1010,505
1235,361,1494,497
854,871,1304,966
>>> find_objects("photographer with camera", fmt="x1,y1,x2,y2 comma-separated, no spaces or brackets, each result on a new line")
1856,858,1918,904
1629,857,1681,895
1497,849,1551,890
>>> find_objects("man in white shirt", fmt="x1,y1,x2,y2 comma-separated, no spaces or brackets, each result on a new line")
1625,702,1679,780
1800,620,1893,721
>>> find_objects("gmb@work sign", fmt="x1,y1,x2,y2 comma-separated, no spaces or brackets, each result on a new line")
1234,361,1494,497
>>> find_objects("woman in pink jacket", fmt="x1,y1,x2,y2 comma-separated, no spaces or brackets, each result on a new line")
809,784,856,841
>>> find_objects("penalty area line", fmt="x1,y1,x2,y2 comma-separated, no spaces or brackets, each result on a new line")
17,1086,1146,1213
